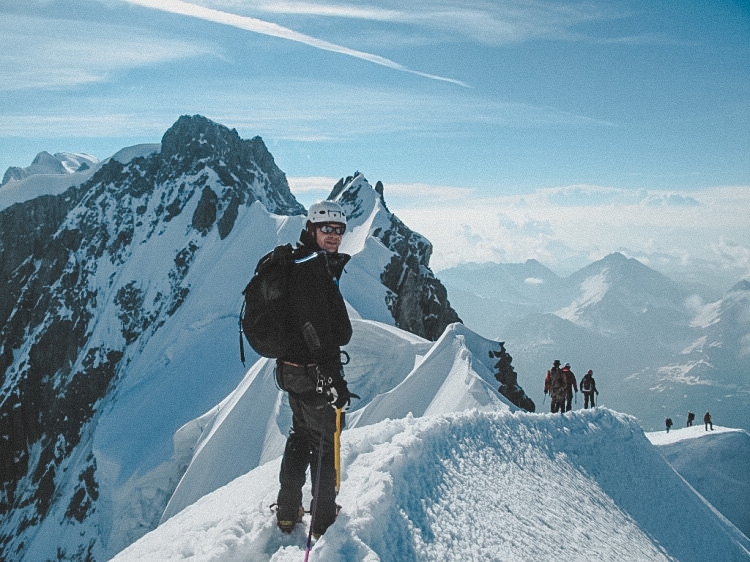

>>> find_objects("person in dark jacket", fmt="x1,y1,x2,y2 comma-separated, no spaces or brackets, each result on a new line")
687,411,695,427
562,363,578,412
704,411,713,431
580,369,599,409
274,200,353,538
666,417,673,432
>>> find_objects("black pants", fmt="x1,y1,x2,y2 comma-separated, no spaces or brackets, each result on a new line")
583,392,595,408
277,389,340,535
564,390,574,412
551,397,565,413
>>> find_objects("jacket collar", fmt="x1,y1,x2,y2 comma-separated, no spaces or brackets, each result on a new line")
297,228,351,278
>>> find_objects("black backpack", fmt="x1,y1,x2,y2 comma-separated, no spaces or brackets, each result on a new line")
239,244,295,362
581,376,593,392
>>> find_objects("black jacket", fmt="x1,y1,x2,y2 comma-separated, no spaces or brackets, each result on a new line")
580,374,597,394
280,229,352,366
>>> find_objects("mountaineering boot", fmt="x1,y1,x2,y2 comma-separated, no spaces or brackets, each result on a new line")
311,503,341,540
276,505,305,533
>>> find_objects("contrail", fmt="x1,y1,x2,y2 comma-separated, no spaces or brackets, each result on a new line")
126,0,470,88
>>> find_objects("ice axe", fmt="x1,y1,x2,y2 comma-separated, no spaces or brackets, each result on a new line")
334,392,359,492
335,408,343,492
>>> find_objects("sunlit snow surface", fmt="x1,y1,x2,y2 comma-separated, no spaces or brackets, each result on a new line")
112,409,750,562
647,425,750,541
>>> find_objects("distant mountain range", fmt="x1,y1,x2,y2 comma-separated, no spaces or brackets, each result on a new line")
1,151,98,185
439,256,750,432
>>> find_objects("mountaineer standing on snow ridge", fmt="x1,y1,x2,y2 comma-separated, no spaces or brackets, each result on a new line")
561,362,578,412
274,201,353,538
544,360,566,414
580,369,599,409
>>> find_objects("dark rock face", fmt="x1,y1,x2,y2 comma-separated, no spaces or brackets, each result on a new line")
159,115,302,230
490,343,535,412
0,115,303,560
332,174,461,341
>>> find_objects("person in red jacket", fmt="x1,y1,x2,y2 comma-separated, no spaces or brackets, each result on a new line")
561,363,578,412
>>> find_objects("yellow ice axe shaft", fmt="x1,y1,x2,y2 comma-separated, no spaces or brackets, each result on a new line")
334,408,342,492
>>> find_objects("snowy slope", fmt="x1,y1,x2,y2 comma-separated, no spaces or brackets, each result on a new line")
0,144,158,210
0,164,97,210
647,425,750,539
1,151,98,184
161,320,506,521
89,184,421,555
349,323,508,428
114,319,750,561
111,409,750,562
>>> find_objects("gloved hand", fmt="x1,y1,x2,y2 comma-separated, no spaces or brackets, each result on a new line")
325,374,351,411
318,361,357,411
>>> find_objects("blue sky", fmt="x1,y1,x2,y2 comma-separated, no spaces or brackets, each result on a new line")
2,0,749,284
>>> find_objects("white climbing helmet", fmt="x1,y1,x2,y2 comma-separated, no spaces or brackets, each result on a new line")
307,200,347,225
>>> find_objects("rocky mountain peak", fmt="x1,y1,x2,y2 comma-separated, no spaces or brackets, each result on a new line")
31,150,65,170
729,279,750,293
161,115,240,168
157,115,302,218
332,173,461,340
2,151,98,186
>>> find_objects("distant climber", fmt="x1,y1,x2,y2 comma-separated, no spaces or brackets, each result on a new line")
580,370,599,409
544,360,566,414
561,362,578,412
687,411,695,427
666,417,673,433
704,411,713,431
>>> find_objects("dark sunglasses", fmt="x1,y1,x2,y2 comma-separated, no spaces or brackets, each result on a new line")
318,224,346,235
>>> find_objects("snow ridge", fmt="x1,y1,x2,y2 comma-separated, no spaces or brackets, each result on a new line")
112,409,750,562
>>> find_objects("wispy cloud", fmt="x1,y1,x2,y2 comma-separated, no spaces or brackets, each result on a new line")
0,74,612,140
246,0,654,46
0,113,171,137
257,1,402,21
543,185,701,207
0,14,214,91
381,181,475,200
125,0,470,87
288,177,476,206
288,176,339,193
392,184,750,284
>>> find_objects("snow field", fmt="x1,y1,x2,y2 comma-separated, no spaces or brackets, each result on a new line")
111,408,750,562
